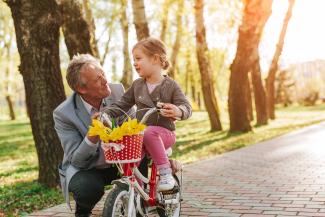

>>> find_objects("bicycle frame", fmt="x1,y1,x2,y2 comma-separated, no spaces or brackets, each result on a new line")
112,161,159,217
101,107,182,216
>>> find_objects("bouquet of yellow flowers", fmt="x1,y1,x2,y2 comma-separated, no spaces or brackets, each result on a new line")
88,117,147,163
88,118,146,142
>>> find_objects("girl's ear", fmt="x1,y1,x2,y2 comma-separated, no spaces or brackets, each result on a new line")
152,54,160,64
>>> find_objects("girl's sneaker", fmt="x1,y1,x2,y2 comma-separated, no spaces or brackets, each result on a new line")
158,168,175,191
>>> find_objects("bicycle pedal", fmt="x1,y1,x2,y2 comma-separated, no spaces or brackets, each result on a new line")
160,185,180,195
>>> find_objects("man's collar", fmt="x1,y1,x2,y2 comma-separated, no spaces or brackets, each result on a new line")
79,96,93,114
79,96,106,114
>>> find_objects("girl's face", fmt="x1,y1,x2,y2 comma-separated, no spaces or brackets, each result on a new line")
132,47,160,78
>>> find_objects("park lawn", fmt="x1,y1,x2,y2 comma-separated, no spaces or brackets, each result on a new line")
0,120,63,217
173,103,325,162
1,104,325,216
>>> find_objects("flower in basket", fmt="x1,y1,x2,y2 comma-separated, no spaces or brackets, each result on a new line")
88,117,146,143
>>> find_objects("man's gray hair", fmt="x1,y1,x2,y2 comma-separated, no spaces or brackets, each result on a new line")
66,54,101,91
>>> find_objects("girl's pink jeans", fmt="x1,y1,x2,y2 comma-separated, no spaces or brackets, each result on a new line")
142,126,176,170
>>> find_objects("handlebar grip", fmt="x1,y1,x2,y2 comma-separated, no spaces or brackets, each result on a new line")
100,113,112,128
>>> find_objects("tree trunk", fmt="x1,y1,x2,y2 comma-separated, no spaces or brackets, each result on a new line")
194,0,222,131
168,0,184,79
82,0,99,57
120,0,133,89
190,72,196,105
185,49,191,96
6,95,15,120
228,0,272,132
58,0,99,58
251,55,268,125
197,91,201,110
4,28,16,120
246,75,253,122
266,0,295,119
160,0,172,42
100,28,113,65
7,0,66,187
131,0,150,40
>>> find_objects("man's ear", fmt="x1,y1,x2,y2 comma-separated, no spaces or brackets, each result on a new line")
76,85,87,94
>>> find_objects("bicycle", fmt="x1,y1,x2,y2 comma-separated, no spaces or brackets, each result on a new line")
98,107,183,217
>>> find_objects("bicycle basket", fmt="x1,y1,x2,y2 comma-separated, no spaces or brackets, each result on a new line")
103,134,143,163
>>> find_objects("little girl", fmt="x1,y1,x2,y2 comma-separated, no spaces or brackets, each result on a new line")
107,37,191,191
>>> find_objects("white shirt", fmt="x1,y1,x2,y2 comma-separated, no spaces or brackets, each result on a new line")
80,96,110,168
146,82,161,94
80,96,105,146
80,96,106,115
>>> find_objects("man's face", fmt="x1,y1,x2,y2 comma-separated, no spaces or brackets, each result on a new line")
77,64,111,100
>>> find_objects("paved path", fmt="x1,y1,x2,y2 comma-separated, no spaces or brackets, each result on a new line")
29,122,325,217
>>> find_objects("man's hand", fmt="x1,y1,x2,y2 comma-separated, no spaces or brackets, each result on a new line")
87,134,99,144
87,112,100,144
160,103,182,119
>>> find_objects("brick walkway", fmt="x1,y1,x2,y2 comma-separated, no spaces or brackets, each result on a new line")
29,122,325,217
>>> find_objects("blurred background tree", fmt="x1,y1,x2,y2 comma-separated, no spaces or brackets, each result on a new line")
5,0,66,187
228,0,272,132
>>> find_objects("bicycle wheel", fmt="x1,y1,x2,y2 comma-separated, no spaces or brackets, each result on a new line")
102,185,134,217
156,174,181,217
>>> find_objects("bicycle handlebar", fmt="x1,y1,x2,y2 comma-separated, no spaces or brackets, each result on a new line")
99,105,180,128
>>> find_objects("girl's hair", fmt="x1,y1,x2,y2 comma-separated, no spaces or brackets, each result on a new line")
132,37,170,70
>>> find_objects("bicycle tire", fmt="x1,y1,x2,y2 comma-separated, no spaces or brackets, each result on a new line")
102,185,132,217
156,174,181,217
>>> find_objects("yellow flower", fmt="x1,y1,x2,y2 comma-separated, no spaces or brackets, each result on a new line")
109,128,124,141
89,118,146,142
88,119,112,142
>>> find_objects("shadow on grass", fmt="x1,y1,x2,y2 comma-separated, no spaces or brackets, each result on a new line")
174,130,246,157
0,166,38,178
0,121,30,129
0,139,34,158
0,181,63,216
0,130,32,141
278,103,325,113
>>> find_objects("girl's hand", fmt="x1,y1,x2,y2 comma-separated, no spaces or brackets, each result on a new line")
160,103,182,119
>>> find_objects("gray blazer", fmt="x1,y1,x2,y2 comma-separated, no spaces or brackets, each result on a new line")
53,83,125,208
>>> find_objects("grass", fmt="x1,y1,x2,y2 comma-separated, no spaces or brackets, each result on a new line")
1,104,325,216
173,103,325,162
0,120,64,216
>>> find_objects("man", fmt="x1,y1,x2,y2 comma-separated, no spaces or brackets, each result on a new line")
53,54,128,216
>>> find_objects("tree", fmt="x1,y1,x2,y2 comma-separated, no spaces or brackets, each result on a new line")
228,0,272,132
6,0,66,187
4,33,15,120
120,0,133,89
168,0,184,79
275,69,295,106
160,0,173,42
266,0,295,119
58,0,99,58
2,13,16,120
92,1,120,65
194,0,222,131
131,0,150,40
82,0,100,57
246,76,253,121
251,55,268,125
